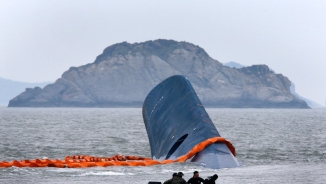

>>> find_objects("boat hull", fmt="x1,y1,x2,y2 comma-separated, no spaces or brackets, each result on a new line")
142,75,239,169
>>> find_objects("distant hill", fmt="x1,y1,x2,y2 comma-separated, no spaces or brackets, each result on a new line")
0,77,50,106
289,82,323,108
8,39,309,108
225,62,322,108
223,61,245,69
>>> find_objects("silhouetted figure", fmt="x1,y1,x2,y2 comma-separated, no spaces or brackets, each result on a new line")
187,171,204,184
203,174,218,184
163,172,187,184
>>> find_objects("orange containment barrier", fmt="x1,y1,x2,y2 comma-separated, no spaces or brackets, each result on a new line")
0,136,236,168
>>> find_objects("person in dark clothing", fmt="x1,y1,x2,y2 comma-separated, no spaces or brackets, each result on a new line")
163,173,177,184
176,172,187,184
187,171,205,184
203,174,218,184
163,172,187,184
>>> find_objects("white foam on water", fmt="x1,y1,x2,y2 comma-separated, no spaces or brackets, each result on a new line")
49,168,85,173
78,171,134,176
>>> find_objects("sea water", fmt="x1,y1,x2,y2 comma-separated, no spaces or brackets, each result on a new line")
0,107,325,184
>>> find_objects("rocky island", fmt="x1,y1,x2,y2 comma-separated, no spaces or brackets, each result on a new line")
8,39,309,108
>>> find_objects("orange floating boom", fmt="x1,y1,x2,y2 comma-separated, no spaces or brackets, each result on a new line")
0,137,235,168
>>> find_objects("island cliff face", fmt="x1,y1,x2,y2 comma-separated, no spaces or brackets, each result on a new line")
8,39,309,108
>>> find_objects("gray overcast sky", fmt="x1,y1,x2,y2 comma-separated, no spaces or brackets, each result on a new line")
0,0,325,105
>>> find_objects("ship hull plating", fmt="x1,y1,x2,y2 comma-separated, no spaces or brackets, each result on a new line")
142,75,239,169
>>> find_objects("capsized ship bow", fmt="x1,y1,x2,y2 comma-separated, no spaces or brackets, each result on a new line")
142,75,239,169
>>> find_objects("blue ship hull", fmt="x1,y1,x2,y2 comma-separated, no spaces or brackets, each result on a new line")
142,75,239,169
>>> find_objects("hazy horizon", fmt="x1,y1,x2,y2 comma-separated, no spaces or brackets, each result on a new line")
1,0,325,105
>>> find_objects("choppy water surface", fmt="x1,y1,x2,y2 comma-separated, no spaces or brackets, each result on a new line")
0,108,325,184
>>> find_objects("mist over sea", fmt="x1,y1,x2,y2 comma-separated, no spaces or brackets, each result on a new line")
0,108,325,184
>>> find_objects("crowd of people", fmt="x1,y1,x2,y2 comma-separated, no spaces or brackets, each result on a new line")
163,171,218,184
